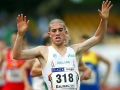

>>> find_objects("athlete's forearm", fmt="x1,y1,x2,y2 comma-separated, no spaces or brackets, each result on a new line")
93,19,107,43
12,34,24,59
103,62,110,83
21,66,31,86
93,0,113,43
78,62,87,72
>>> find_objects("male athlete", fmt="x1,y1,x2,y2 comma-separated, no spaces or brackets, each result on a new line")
30,32,91,90
30,28,91,81
13,0,113,90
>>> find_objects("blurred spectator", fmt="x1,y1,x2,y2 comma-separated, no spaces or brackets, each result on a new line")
0,33,26,90
80,35,111,90
0,40,6,90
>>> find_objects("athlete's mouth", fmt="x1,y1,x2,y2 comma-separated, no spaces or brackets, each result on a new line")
56,37,61,41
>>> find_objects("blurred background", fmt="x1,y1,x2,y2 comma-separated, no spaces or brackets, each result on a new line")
0,0,120,90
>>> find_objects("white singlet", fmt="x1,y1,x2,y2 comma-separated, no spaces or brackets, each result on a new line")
42,46,80,90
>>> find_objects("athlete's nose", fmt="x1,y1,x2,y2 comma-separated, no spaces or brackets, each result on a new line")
56,30,60,35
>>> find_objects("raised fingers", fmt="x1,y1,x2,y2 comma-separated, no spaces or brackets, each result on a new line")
27,20,30,26
106,0,113,10
16,14,28,23
24,16,26,22
108,4,113,10
104,0,113,8
104,0,108,6
107,1,111,8
20,14,23,21
105,0,113,10
16,14,20,23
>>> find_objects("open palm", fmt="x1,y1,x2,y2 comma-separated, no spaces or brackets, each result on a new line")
16,14,29,33
98,0,113,19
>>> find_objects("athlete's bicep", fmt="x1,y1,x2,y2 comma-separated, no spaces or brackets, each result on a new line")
71,36,98,53
13,46,44,60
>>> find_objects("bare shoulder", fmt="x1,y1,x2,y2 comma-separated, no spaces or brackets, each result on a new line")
37,45,48,54
37,46,49,60
70,43,83,53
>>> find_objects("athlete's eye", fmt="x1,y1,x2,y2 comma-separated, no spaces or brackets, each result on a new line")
52,29,56,32
59,28,63,32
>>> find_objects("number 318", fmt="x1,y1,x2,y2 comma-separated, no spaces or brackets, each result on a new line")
56,73,73,83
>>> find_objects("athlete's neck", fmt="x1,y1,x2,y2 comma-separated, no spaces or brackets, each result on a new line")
51,43,67,56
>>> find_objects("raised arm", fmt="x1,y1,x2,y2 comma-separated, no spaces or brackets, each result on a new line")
71,0,113,53
12,14,44,60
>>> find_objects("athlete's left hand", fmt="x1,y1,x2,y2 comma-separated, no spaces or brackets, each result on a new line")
98,0,113,19
80,68,91,81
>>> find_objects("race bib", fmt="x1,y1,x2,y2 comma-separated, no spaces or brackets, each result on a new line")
6,69,23,82
50,67,78,89
81,70,96,84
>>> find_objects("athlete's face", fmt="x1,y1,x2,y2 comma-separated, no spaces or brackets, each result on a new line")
48,23,67,46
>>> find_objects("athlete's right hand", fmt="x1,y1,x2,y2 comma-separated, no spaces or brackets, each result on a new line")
16,14,29,34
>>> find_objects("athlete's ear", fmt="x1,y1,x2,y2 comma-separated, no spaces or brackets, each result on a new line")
48,32,51,37
65,30,68,35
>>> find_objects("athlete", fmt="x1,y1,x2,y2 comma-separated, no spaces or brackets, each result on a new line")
80,35,111,90
0,33,26,90
30,28,91,82
12,1,113,90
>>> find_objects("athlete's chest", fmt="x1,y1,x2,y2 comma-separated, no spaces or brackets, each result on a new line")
47,53,79,90
49,52,76,67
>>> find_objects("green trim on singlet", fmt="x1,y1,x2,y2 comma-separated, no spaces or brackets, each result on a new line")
44,82,48,90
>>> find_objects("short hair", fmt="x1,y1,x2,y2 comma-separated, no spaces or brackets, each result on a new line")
43,36,51,46
49,19,66,31
81,35,90,39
